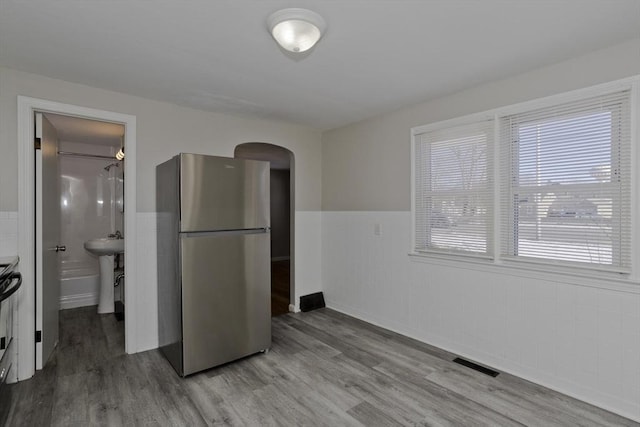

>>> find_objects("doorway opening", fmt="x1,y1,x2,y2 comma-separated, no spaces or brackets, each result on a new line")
36,112,126,369
234,143,294,317
17,97,137,382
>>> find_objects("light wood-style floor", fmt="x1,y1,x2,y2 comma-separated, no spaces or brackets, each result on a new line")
5,306,637,426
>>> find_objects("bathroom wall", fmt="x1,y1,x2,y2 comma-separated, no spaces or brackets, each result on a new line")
59,140,123,303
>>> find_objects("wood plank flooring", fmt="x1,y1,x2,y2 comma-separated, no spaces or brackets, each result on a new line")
4,306,637,426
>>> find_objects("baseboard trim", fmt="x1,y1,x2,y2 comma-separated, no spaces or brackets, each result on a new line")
324,299,640,423
59,292,98,310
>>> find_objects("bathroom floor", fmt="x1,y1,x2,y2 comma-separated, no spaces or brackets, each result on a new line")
5,307,636,426
5,306,125,425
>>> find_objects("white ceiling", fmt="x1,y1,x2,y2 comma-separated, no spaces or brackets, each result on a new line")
1,1,638,130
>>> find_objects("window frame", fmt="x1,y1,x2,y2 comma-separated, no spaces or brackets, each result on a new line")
412,118,495,258
501,93,630,272
410,75,640,284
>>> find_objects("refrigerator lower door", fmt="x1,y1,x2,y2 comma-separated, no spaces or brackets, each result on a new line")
180,230,271,376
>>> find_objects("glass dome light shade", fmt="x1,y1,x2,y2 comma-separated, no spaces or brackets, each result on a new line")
268,9,326,53
271,20,321,52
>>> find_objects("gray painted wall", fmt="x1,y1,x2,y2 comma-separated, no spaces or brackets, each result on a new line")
0,67,322,213
321,38,640,211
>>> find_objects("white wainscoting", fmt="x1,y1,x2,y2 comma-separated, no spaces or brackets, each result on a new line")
0,212,18,257
294,211,323,312
322,211,640,422
135,212,159,352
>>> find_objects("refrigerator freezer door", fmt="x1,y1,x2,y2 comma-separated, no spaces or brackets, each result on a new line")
180,154,269,233
180,230,271,376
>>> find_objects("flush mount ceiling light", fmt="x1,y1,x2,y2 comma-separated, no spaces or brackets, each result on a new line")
267,8,326,53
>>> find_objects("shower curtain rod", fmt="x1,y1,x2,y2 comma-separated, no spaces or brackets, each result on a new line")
57,151,118,160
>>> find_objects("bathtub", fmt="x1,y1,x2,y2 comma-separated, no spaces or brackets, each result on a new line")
59,260,99,310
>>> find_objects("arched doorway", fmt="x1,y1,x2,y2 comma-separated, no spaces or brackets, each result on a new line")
234,143,294,317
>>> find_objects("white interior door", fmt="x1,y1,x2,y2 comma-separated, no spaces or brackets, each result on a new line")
35,112,62,369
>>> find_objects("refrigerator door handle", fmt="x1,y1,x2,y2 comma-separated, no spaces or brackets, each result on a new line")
181,228,270,238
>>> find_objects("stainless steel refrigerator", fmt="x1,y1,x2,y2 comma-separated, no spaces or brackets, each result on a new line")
156,153,271,377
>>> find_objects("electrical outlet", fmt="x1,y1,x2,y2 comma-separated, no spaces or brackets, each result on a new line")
374,223,381,236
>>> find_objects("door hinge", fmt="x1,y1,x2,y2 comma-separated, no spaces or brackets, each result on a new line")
0,337,5,350
35,330,42,343
34,137,41,150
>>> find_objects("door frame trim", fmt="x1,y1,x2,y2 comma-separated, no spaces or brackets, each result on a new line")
17,96,137,380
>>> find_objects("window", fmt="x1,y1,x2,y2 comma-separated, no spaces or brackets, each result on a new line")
414,120,494,256
412,79,637,278
501,90,631,271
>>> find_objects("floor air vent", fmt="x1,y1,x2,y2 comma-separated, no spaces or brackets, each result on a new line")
453,358,500,377
300,292,326,312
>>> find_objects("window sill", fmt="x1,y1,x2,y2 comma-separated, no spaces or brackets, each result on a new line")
408,251,640,293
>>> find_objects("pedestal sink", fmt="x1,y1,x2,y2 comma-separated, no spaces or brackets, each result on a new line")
84,238,124,314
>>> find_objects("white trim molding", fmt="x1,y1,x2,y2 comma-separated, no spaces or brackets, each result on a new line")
17,96,137,381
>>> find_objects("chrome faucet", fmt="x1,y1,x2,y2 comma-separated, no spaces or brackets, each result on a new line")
108,230,123,239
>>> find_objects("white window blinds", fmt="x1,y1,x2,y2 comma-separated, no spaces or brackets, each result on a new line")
500,90,631,271
414,120,494,255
